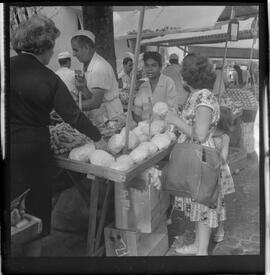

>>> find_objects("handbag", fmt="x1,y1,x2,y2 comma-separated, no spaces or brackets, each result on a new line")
162,133,221,207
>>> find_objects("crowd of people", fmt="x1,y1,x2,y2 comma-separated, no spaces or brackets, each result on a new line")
9,13,241,256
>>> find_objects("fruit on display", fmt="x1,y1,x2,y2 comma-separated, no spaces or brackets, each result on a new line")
116,155,134,166
132,126,145,137
138,120,151,136
153,102,169,117
107,134,125,154
129,144,150,163
110,155,134,171
164,130,177,142
151,133,171,150
138,141,158,155
137,134,149,143
89,150,115,167
68,142,96,162
150,120,167,136
120,127,140,150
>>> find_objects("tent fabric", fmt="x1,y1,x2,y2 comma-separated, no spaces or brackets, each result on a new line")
193,39,259,50
113,6,225,38
141,17,256,46
217,5,258,22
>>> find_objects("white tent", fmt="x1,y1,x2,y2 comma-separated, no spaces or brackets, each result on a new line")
114,6,225,38
141,17,256,46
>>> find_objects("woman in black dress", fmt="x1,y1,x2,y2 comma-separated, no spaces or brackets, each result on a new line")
9,14,101,253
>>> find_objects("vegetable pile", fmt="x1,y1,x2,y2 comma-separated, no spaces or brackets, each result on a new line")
49,122,92,155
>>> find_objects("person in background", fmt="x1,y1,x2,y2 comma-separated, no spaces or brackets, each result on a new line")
164,53,222,255
55,51,78,102
233,64,244,87
118,57,133,90
10,15,101,255
133,51,178,122
163,53,189,111
71,30,123,125
212,61,226,97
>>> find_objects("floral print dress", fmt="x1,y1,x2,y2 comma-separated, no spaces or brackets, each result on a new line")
173,89,225,228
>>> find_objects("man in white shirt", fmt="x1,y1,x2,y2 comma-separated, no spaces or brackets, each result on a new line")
55,51,78,102
71,30,123,125
118,57,133,90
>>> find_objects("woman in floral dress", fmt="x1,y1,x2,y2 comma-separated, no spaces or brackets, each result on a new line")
165,53,222,255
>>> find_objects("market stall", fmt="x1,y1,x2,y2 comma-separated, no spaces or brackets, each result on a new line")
48,6,177,255
141,6,259,164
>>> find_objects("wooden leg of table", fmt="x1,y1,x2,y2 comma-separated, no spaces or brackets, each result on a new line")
86,177,99,256
94,181,111,253
66,171,90,207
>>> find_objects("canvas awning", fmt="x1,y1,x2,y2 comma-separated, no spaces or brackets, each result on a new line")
140,17,257,47
113,6,225,39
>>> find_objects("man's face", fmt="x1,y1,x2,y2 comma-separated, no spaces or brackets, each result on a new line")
144,58,161,79
124,61,133,74
71,39,91,64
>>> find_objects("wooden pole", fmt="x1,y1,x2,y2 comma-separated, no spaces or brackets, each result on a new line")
218,6,235,104
124,7,145,152
246,14,258,91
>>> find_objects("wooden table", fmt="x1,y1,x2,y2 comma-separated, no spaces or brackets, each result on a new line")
54,145,173,256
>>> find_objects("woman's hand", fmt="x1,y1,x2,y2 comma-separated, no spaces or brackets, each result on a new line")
164,110,180,126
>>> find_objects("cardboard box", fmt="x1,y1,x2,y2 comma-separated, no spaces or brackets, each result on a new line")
104,218,168,256
114,180,170,233
11,214,42,244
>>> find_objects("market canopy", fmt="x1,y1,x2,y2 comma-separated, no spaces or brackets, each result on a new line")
113,6,225,39
140,17,257,47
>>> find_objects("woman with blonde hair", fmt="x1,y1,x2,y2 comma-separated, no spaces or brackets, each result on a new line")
10,14,101,255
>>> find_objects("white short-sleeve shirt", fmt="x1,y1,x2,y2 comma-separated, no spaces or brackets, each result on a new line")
55,67,77,101
84,52,123,123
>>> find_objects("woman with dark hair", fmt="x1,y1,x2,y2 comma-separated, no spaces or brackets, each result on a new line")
133,51,178,121
10,14,101,255
165,53,223,255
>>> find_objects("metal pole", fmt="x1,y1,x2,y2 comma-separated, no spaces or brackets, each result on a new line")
124,6,145,152
246,15,258,91
218,6,235,103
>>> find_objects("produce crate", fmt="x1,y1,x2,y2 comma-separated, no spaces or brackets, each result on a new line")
115,179,170,233
241,122,256,154
104,218,168,256
11,214,42,244
224,88,258,111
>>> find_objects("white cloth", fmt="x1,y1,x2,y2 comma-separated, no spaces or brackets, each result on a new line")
55,67,77,101
134,74,178,111
84,52,123,123
118,70,131,90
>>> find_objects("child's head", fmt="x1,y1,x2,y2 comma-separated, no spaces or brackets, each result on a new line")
216,107,234,134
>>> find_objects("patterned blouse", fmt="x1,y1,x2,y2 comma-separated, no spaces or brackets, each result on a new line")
178,89,220,148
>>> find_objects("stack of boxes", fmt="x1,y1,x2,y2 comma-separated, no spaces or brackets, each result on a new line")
104,175,170,256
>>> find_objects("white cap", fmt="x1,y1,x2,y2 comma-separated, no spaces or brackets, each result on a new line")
72,30,95,43
58,51,71,59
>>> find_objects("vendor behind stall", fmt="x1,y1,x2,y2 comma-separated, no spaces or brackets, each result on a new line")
133,51,178,121
10,14,101,255
118,57,133,90
55,51,78,102
71,30,123,125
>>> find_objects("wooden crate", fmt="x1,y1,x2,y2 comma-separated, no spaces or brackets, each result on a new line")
104,218,168,256
114,179,170,233
11,214,42,244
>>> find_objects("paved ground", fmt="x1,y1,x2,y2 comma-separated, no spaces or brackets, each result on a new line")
37,151,260,257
